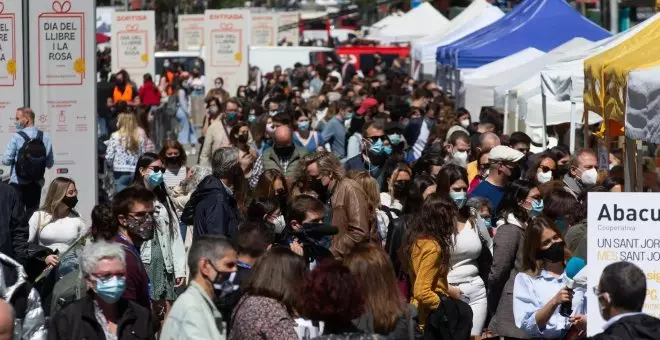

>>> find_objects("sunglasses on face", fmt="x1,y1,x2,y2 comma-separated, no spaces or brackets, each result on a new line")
149,166,165,173
366,135,388,143
538,165,553,173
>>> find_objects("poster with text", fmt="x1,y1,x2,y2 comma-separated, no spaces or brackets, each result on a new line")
111,11,154,86
204,10,250,96
251,13,277,47
0,0,24,168
278,12,299,46
29,0,96,223
587,192,660,335
178,14,204,51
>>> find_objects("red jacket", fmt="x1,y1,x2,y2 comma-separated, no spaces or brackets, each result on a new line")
138,80,161,106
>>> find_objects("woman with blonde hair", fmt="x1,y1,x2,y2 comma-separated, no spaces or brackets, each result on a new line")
381,163,412,219
345,170,384,242
106,102,145,193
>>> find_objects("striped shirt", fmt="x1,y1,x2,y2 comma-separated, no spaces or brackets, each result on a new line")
164,167,187,189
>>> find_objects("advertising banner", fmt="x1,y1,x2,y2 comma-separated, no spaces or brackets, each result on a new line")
29,0,96,221
587,192,660,335
178,14,204,51
278,12,299,46
0,0,25,171
204,9,250,96
111,10,154,86
251,13,277,46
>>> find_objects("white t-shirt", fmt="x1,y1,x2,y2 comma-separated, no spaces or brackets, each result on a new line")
29,211,88,253
448,220,482,284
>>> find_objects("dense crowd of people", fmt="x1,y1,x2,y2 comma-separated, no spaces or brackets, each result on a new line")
0,50,659,340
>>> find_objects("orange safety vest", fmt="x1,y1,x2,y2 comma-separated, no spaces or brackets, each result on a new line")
113,85,133,103
166,72,174,96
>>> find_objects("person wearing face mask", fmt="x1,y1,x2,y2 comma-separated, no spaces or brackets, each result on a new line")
253,126,308,186
293,109,324,153
159,140,188,189
591,262,660,340
445,129,471,168
302,152,379,259
49,240,156,340
321,100,350,159
457,108,473,131
345,120,392,190
524,153,558,187
160,236,238,340
437,165,492,339
228,122,257,179
487,180,540,339
205,76,229,103
563,149,598,201
112,70,136,104
513,217,586,339
198,97,223,159
174,77,198,156
132,153,187,323
470,145,525,215
200,99,241,167
247,198,287,234
187,67,205,97
380,164,412,220
468,150,490,194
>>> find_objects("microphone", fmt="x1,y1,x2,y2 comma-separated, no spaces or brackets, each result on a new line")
560,257,586,317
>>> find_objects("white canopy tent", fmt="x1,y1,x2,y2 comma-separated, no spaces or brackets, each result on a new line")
411,0,504,79
371,3,449,43
624,62,660,144
458,47,546,119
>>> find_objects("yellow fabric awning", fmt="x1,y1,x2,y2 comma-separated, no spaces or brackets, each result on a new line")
583,18,660,125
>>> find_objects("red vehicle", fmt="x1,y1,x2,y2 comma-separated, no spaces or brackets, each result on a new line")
335,46,410,73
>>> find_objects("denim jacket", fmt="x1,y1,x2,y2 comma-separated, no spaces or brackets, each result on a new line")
140,200,186,278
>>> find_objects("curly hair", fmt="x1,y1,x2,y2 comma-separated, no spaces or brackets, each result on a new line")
91,203,116,241
399,193,456,277
302,260,365,324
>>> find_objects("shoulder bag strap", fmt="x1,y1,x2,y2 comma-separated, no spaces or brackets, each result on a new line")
36,131,43,141
17,131,29,142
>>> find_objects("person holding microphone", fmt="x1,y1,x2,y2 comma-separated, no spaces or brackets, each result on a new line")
513,216,586,339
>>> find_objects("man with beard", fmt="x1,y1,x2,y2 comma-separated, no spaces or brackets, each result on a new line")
112,186,156,309
302,152,379,259
469,145,524,214
344,120,392,190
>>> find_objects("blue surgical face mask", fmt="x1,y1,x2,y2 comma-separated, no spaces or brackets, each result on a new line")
146,170,164,189
450,191,467,209
248,114,256,123
388,134,402,145
344,112,353,121
226,112,238,121
15,121,24,130
298,121,310,130
529,199,544,217
383,145,392,155
94,276,126,304
369,139,384,154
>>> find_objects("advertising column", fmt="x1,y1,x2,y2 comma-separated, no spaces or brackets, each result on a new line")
204,10,250,96
587,192,660,335
178,14,204,52
29,0,96,220
0,0,24,170
111,11,155,86
251,13,277,46
278,12,299,46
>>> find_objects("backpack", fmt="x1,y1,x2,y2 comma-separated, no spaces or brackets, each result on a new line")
15,131,47,182
165,91,178,118
424,295,473,340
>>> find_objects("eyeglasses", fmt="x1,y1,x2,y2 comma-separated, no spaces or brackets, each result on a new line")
149,166,165,173
91,273,125,282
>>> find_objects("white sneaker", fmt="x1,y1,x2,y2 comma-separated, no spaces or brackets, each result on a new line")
190,147,197,156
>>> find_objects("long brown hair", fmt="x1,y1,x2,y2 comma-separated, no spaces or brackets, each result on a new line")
344,244,406,334
399,193,456,277
254,169,288,198
243,247,306,315
520,216,569,276
40,177,77,223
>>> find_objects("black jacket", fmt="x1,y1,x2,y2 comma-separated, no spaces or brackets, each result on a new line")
48,293,156,340
181,175,240,239
589,314,660,340
0,183,28,264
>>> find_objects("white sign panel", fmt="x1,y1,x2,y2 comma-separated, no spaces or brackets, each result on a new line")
278,12,299,46
587,192,660,335
0,0,25,164
251,13,277,47
204,10,250,96
111,11,155,86
178,14,204,52
29,0,96,221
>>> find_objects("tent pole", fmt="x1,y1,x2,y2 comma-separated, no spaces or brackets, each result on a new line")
503,91,510,134
636,140,643,191
515,101,520,132
569,101,576,154
542,93,548,148
624,136,634,192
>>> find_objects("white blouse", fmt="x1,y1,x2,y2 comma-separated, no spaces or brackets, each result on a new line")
28,211,88,253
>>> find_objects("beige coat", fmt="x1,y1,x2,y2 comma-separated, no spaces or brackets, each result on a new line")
200,120,230,166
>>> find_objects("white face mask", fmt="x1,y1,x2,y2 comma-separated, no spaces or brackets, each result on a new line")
580,168,598,186
460,119,470,128
536,170,553,184
272,215,286,233
453,151,468,166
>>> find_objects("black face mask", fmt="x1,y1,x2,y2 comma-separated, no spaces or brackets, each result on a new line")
392,180,410,198
310,177,329,201
274,144,295,158
319,100,329,109
165,156,180,166
237,134,249,144
536,241,565,263
508,165,521,181
554,164,570,179
62,195,78,209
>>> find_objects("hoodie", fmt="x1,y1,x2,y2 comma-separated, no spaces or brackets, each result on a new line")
0,253,46,340
589,314,660,340
181,175,240,239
